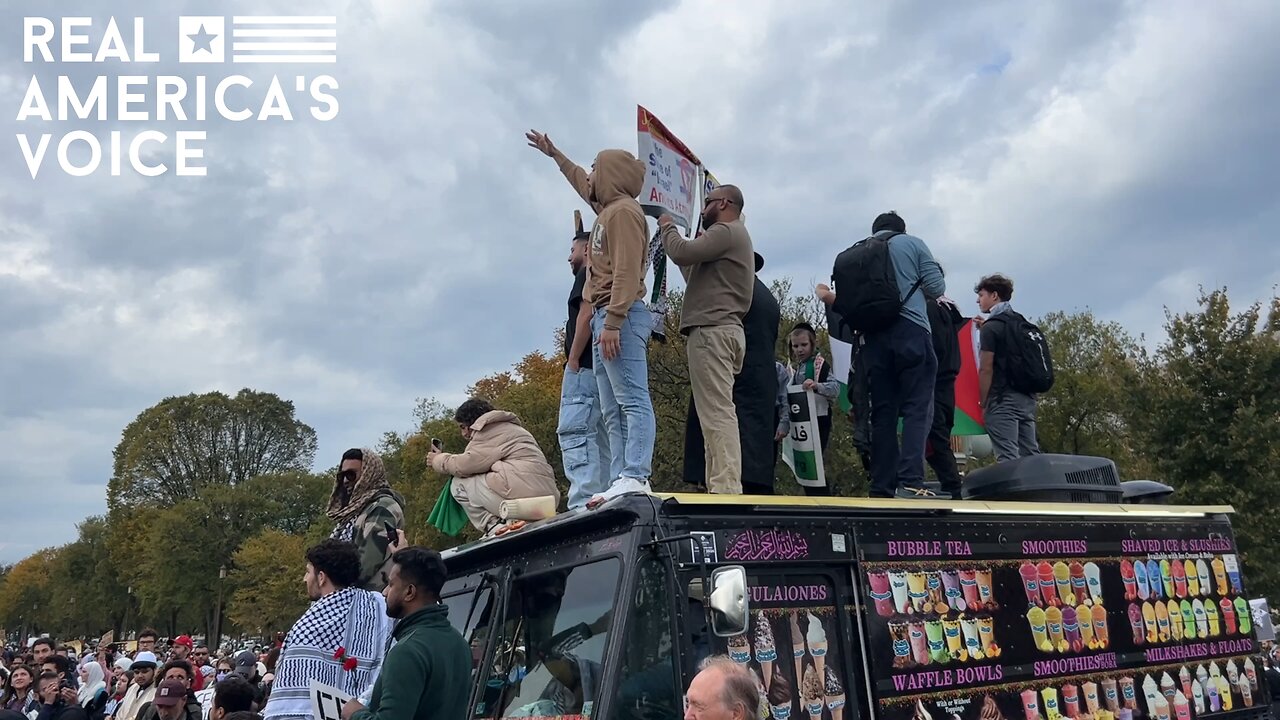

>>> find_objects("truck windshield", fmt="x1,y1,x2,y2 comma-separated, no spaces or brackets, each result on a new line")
441,577,496,686
481,559,621,719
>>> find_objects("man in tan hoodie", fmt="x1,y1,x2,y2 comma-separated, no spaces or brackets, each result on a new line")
429,398,561,534
527,129,656,504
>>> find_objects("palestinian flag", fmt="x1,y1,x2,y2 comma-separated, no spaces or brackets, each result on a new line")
828,321,985,435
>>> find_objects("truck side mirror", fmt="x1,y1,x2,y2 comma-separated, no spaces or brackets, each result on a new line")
708,566,749,637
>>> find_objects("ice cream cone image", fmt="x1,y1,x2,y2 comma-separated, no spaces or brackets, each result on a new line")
801,661,824,720
1155,601,1170,642
1184,560,1199,597
1046,606,1066,652
1142,602,1158,644
1027,607,1050,653
754,671,771,720
1211,557,1227,596
913,700,933,720
1054,562,1072,606
729,633,752,664
979,694,1005,720
1083,562,1103,605
790,612,805,681
807,612,829,677
1091,604,1108,647
755,611,777,688
1078,604,1096,648
1167,600,1183,641
768,665,793,720
824,666,845,720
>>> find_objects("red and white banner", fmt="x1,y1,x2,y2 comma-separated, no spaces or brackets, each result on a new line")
637,105,702,230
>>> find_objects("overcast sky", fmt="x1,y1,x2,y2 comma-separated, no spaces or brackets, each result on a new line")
2,0,1278,564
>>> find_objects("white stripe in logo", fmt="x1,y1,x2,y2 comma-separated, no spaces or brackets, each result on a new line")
231,16,337,63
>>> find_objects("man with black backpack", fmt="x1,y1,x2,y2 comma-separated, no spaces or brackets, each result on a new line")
831,212,946,498
975,273,1052,462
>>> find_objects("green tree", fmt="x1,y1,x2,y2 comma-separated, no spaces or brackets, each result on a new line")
45,517,131,638
1132,289,1280,598
1035,311,1152,479
108,389,318,510
226,529,308,637
0,549,57,638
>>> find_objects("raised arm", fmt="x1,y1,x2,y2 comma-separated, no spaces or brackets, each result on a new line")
527,129,598,212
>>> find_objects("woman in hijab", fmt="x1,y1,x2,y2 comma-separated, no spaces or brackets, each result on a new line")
326,448,405,591
77,662,108,720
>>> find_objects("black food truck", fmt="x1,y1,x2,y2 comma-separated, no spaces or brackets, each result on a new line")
437,468,1271,720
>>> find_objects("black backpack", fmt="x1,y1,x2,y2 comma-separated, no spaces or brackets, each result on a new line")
987,311,1055,394
831,232,922,334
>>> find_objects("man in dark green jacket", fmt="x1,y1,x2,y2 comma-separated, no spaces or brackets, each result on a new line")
341,548,470,720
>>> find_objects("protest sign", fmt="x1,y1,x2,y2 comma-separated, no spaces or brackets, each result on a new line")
637,105,701,230
781,385,826,488
309,679,353,720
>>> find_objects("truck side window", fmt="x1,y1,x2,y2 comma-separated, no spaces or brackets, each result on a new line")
484,560,620,719
442,583,495,686
613,555,682,720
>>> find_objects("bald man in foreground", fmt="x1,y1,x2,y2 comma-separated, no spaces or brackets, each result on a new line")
684,656,759,720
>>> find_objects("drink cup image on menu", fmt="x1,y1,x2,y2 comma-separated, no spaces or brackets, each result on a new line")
824,665,845,720
1172,561,1187,598
1153,695,1170,720
942,570,964,612
1224,555,1242,594
978,616,998,657
1027,607,1050,652
1155,601,1170,642
1234,596,1251,634
889,621,912,668
1160,672,1176,703
1160,559,1174,599
1184,560,1199,597
1191,677,1205,714
1062,684,1079,718
1226,659,1239,688
1146,560,1162,601
909,621,930,665
1192,599,1208,637
1083,681,1099,715
1054,562,1072,606
1141,602,1158,644
1178,667,1193,699
1063,606,1082,652
1101,678,1118,713
1022,689,1041,720
890,570,910,613
960,568,981,608
1238,675,1253,708
1046,606,1066,652
868,572,894,617
943,617,964,659
1216,675,1232,711
1069,562,1087,601
1077,604,1096,648
1211,557,1228,596
927,571,948,613
908,571,929,613
1021,563,1042,606
1091,604,1109,647
1220,598,1237,634
1041,687,1062,720
976,568,995,608
1244,657,1258,692
1119,676,1137,710
1135,561,1150,600
1083,562,1102,604
1167,600,1183,640
1120,560,1137,601
1142,675,1160,716
1038,562,1056,607
1206,600,1220,636
1195,559,1210,597
962,616,983,660
1179,600,1195,639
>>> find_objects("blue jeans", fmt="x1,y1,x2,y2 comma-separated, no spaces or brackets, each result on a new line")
557,366,612,509
864,316,937,496
591,302,656,482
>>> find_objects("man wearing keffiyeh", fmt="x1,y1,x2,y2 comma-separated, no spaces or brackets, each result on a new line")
263,540,390,720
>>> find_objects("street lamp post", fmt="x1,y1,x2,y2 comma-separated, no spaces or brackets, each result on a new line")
213,565,228,652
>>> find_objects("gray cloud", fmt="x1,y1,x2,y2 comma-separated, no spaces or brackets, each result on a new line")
2,0,1278,562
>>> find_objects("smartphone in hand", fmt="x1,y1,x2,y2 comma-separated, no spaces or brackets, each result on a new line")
431,437,443,451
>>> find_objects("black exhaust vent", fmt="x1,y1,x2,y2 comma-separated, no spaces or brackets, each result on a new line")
962,454,1124,503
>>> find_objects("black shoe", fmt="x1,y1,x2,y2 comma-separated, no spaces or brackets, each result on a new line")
896,486,941,499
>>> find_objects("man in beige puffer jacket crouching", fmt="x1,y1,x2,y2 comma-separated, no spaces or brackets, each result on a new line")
429,398,561,534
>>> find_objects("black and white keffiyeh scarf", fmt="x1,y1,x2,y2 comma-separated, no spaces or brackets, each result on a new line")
263,587,391,720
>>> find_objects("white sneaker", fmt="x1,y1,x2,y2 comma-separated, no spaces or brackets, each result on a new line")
587,477,653,508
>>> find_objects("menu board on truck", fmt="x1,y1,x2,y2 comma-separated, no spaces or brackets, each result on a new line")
855,520,1267,720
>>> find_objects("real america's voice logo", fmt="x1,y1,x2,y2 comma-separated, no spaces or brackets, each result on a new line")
17,16,342,178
